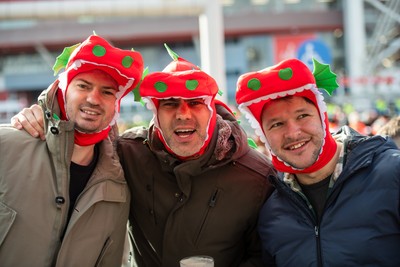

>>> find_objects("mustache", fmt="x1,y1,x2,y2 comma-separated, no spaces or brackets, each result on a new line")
173,122,197,129
80,103,104,112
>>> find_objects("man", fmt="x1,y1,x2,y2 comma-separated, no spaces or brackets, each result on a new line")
118,46,275,267
236,58,400,266
1,34,144,267
377,115,400,148
11,46,275,267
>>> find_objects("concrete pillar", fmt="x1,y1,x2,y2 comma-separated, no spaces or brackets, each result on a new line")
343,0,368,101
199,0,228,103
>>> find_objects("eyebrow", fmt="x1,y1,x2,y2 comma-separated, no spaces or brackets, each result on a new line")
160,98,204,102
263,117,281,128
159,98,180,104
75,78,118,90
264,107,312,124
183,98,205,103
294,107,312,113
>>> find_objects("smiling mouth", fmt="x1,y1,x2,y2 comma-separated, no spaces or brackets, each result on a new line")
81,108,101,116
175,129,196,138
287,141,306,150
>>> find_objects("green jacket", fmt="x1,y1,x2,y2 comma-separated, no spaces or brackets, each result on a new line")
0,82,130,267
117,103,275,267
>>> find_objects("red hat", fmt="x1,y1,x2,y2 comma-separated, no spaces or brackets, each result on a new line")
55,34,144,145
236,58,339,173
140,44,219,159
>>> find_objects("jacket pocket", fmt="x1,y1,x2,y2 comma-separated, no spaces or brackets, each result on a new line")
94,236,113,267
0,202,17,245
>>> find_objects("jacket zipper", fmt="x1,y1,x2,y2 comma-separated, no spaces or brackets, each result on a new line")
208,188,219,207
194,188,219,245
312,174,347,267
303,197,323,267
279,182,323,267
312,182,345,267
315,225,323,267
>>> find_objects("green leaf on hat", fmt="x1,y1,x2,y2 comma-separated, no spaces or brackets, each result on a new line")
312,58,339,96
132,67,149,102
164,43,179,61
247,137,258,149
132,86,141,102
52,43,81,75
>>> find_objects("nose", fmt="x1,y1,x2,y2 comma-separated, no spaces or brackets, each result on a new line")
176,102,192,120
86,88,101,105
283,120,301,139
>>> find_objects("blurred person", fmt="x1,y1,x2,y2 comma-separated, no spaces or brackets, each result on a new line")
236,58,400,266
328,116,339,133
11,45,276,267
347,110,369,135
376,115,400,148
0,34,144,267
370,114,390,135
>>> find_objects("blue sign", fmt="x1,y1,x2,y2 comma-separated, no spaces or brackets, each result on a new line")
297,39,332,70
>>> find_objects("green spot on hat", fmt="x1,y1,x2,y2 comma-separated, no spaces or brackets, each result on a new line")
122,56,133,68
92,45,106,57
279,68,293,80
247,78,261,91
155,81,167,93
186,79,199,91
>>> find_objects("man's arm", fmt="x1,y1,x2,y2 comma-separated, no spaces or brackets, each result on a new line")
10,104,45,140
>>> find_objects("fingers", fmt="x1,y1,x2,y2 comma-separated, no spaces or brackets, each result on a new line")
10,115,23,130
31,104,46,140
10,105,46,140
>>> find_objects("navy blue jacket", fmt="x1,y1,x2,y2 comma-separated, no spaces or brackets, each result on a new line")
259,126,400,267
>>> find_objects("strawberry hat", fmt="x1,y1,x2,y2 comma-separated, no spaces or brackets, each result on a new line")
236,58,339,173
54,34,144,146
140,44,220,159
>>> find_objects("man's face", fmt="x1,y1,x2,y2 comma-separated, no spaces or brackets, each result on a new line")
66,70,118,133
261,96,324,169
157,98,211,157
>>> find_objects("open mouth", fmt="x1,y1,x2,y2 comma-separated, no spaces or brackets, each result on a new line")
80,108,102,121
82,109,100,116
175,129,196,138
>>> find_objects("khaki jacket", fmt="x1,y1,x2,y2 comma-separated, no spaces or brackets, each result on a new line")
0,82,130,267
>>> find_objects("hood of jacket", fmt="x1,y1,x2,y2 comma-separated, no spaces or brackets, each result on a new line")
333,125,397,174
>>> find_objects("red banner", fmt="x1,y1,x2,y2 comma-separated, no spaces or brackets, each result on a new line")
273,33,315,64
